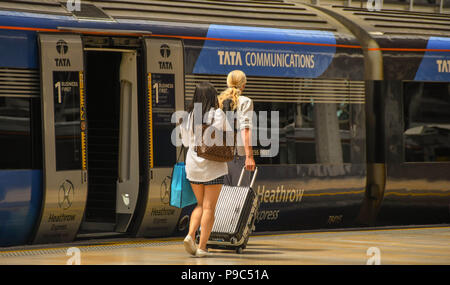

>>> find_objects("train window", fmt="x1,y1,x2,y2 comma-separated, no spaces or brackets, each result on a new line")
253,102,351,165
403,82,450,162
0,97,32,169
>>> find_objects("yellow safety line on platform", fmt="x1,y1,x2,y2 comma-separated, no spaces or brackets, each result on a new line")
0,238,183,255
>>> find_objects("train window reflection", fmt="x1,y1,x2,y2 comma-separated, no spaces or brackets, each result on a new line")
0,97,32,169
253,102,351,165
403,82,450,162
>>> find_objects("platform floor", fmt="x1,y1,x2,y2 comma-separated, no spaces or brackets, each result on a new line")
1,225,449,265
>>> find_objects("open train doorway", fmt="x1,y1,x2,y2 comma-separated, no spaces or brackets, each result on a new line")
79,47,140,238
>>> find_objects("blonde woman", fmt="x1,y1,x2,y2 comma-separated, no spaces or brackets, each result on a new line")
218,70,256,186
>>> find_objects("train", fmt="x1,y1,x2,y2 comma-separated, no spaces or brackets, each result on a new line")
0,0,449,247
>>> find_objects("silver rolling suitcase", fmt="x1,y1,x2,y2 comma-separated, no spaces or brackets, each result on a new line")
207,167,259,254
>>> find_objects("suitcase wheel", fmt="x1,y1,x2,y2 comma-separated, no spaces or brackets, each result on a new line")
236,247,243,254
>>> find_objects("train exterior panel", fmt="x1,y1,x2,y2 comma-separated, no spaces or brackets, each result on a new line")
0,170,41,246
363,28,450,226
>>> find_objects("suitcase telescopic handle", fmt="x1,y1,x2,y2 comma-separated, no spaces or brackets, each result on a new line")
237,167,258,188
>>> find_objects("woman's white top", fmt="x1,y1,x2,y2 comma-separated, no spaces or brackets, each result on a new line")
180,108,232,182
236,95,254,156
236,95,254,130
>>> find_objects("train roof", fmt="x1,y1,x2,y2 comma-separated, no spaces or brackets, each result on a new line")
0,0,351,33
2,0,449,37
324,5,450,37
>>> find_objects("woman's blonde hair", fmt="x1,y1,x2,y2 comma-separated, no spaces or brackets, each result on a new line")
218,70,247,111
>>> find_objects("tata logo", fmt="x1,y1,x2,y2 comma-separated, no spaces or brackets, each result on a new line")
159,61,173,70
55,39,71,67
159,44,173,70
436,59,450,73
218,50,243,66
58,180,74,210
56,40,69,55
160,44,171,58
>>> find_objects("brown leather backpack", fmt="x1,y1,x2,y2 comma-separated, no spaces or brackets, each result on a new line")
195,116,235,162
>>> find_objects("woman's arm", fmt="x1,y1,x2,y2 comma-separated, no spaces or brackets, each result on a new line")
241,128,255,171
238,97,256,171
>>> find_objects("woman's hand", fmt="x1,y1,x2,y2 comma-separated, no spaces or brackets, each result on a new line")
245,155,256,171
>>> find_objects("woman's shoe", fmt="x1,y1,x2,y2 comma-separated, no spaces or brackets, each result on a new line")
195,248,212,258
183,235,197,256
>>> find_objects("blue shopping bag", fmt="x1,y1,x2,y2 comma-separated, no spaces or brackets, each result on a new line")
170,162,197,208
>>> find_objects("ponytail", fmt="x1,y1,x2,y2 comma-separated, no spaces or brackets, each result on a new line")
218,70,247,111
218,87,240,110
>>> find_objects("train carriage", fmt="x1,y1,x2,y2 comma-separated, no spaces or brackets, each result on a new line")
0,0,448,247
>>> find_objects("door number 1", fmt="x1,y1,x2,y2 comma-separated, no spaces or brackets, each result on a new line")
55,81,62,104
153,82,159,104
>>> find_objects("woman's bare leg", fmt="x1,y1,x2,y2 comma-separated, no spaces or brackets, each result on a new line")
188,183,204,239
198,184,222,251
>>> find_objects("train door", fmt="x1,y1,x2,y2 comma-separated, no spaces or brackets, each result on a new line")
136,38,185,237
79,42,141,236
33,33,88,244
